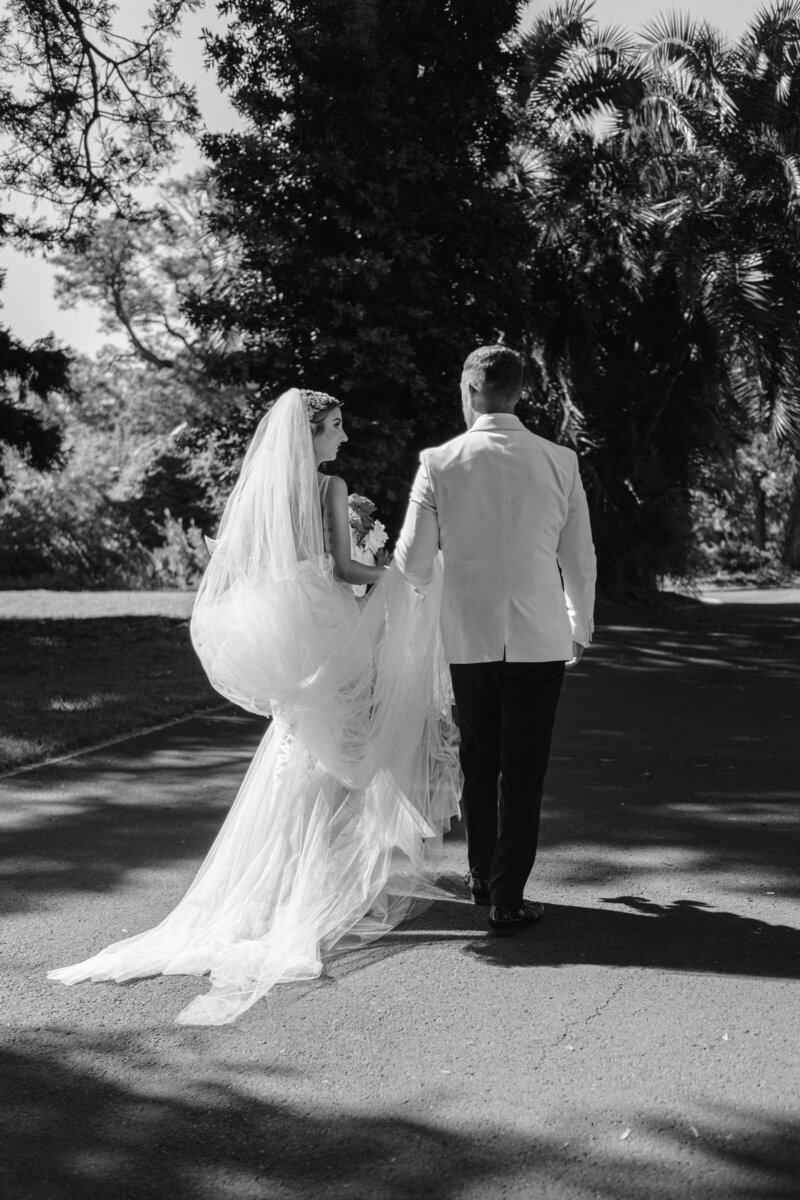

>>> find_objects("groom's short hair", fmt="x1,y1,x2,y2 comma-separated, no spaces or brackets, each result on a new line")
462,345,523,407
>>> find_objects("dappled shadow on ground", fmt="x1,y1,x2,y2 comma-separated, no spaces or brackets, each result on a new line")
451,893,800,979
321,875,800,980
0,798,230,912
0,712,266,913
436,597,800,904
2,1029,798,1200
2,599,798,921
592,593,800,671
315,879,800,985
537,597,800,898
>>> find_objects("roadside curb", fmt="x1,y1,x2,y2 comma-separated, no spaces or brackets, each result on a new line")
0,702,232,782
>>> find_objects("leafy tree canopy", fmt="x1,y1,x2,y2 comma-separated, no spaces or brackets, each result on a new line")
53,172,243,398
0,324,72,490
0,0,198,492
1,0,200,240
191,0,535,524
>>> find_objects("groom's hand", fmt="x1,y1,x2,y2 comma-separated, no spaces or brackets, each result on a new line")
566,641,584,669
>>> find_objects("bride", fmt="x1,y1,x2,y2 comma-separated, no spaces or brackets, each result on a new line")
49,387,459,1026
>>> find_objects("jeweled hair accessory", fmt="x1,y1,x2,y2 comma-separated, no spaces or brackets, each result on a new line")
301,390,342,420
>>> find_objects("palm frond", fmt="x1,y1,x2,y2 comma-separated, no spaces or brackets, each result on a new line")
749,347,800,443
640,11,712,74
647,193,696,230
548,49,645,123
700,250,776,339
779,149,800,216
764,386,800,442
741,1,800,66
642,13,737,120
727,358,769,414
618,92,698,154
593,24,642,60
776,71,793,101
517,3,646,125
505,143,553,195
516,0,598,95
521,0,597,46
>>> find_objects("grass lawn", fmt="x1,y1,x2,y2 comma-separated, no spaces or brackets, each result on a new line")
0,592,222,771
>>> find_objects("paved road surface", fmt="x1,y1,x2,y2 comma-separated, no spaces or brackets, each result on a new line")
2,593,799,1199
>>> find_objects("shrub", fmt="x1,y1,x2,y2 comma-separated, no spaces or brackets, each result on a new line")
148,510,210,589
0,454,150,588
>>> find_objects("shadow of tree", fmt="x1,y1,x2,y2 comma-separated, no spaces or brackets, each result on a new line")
450,894,800,979
538,598,800,898
0,711,266,913
293,881,800,988
0,800,229,912
2,1030,798,1200
5,602,800,1198
1,600,798,924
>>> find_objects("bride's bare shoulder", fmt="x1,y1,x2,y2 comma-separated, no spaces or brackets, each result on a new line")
319,474,348,502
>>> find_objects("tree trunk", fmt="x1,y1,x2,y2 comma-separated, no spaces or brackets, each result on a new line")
752,471,767,550
781,467,800,568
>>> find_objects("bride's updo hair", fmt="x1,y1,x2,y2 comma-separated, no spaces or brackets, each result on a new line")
302,389,343,433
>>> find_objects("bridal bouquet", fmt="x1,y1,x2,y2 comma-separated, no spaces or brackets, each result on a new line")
348,494,388,596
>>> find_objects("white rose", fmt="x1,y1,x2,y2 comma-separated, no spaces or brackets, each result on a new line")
364,521,388,555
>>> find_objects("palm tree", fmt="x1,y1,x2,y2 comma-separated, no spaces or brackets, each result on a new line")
728,2,800,564
511,1,800,594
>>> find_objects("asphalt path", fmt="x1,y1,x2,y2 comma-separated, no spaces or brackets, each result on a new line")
2,592,799,1200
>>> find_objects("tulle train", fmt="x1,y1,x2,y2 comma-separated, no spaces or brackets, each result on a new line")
49,563,459,1025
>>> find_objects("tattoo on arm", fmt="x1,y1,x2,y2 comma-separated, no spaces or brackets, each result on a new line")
323,509,335,554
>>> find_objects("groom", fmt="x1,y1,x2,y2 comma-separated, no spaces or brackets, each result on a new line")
395,345,596,936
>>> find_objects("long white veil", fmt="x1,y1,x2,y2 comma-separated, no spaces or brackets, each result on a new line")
49,388,459,1025
190,387,337,717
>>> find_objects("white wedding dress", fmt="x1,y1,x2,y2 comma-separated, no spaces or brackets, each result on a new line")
48,390,459,1025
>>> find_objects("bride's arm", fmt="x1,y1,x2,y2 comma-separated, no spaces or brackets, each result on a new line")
322,475,387,586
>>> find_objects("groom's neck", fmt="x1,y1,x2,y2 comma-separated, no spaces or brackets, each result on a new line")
469,400,517,422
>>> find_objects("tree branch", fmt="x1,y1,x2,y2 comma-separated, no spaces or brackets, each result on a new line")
109,279,175,369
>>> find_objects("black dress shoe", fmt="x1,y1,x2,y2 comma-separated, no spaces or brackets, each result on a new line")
464,871,491,906
488,900,545,937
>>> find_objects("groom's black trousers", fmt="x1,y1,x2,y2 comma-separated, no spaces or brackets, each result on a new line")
449,659,565,909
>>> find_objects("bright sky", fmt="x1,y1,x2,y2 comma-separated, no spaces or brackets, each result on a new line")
2,0,762,354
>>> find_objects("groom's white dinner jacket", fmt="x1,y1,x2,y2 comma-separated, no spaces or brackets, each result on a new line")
395,413,596,664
